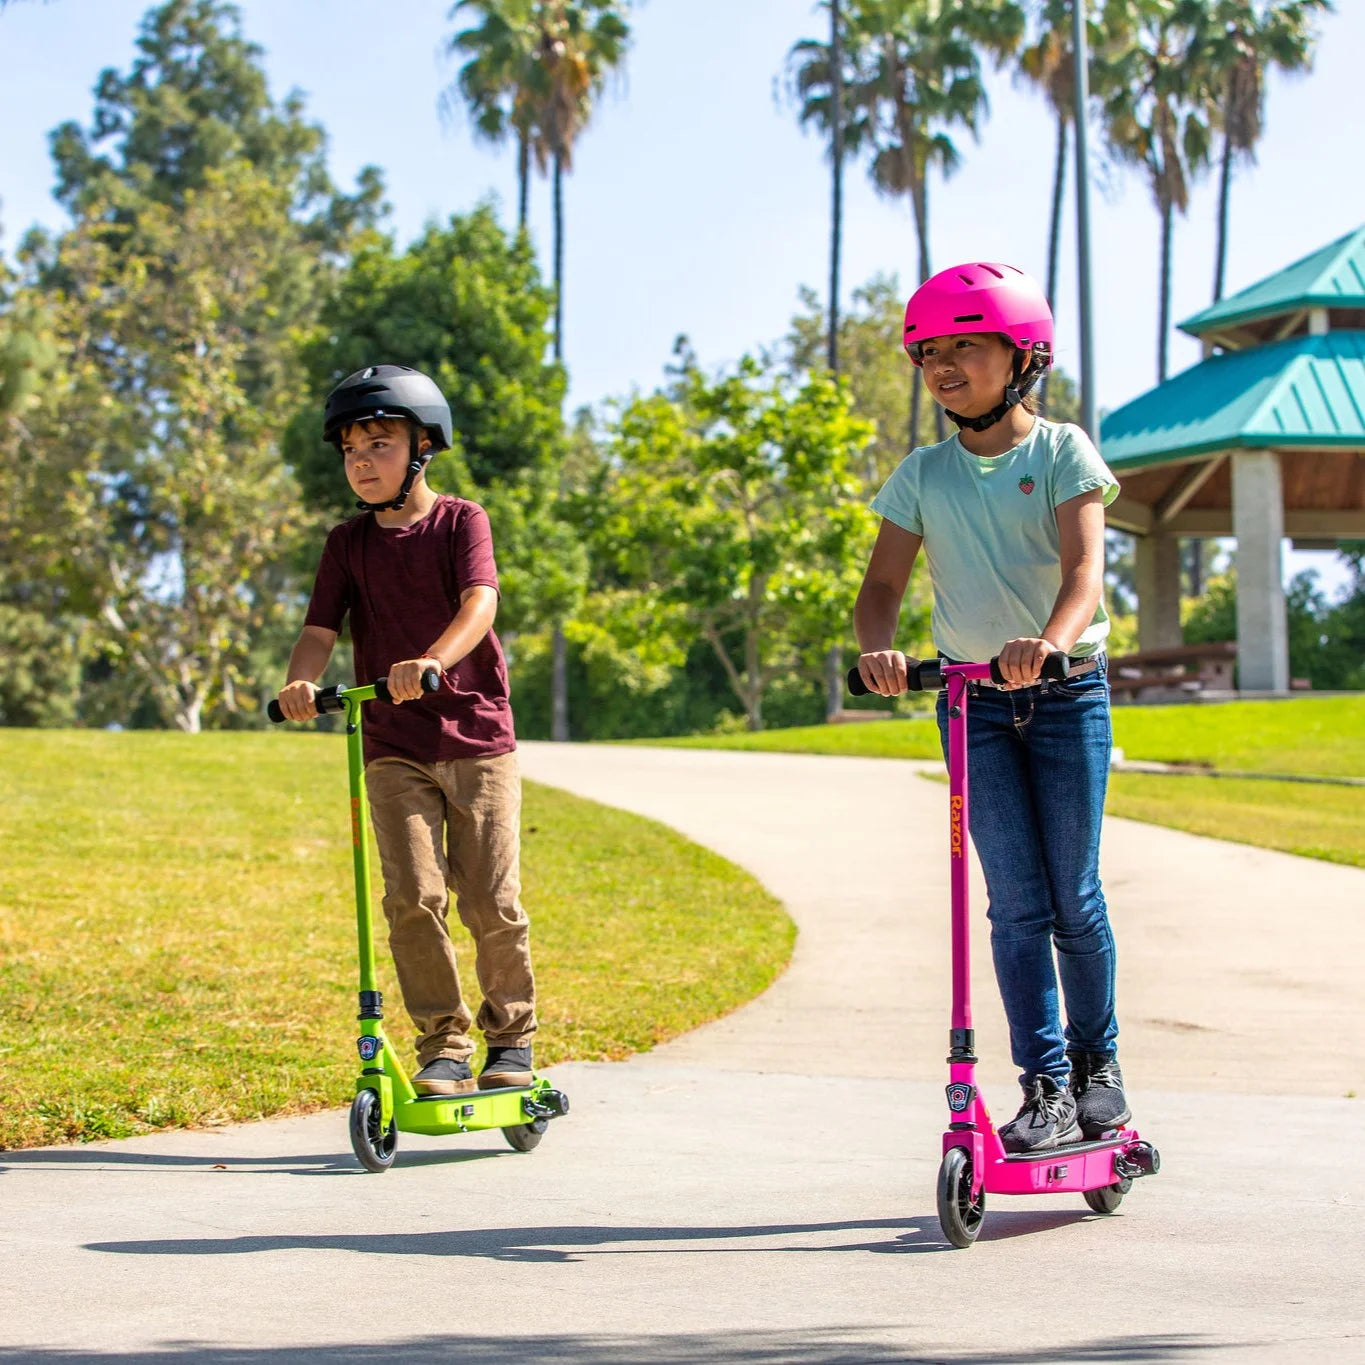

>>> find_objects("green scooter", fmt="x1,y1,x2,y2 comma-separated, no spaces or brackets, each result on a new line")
269,670,569,1172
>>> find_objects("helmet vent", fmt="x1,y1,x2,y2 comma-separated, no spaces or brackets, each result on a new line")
956,272,975,285
980,264,1005,279
953,313,984,323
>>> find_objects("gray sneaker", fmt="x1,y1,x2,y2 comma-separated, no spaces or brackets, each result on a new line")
999,1074,1082,1153
1068,1050,1132,1137
479,1045,534,1089
413,1058,476,1096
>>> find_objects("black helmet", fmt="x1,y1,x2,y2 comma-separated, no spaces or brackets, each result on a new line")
322,364,453,450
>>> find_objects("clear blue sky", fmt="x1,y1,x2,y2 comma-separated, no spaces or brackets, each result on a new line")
2,0,1360,592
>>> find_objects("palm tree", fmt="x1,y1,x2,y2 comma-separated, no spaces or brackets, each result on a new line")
1183,0,1331,304
519,0,630,366
443,0,539,230
787,3,878,377
856,0,1026,442
1097,0,1214,382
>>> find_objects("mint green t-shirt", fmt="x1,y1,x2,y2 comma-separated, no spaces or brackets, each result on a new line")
870,418,1120,663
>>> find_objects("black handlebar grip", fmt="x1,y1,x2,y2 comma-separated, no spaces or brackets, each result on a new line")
988,652,1075,685
267,699,285,724
373,668,442,704
846,665,870,697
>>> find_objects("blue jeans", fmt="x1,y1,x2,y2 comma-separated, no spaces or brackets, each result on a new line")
935,660,1118,1084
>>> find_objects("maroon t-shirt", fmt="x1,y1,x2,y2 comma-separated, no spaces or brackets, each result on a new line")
304,496,516,763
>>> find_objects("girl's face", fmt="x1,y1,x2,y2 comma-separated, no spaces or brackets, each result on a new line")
340,419,430,503
916,332,1017,416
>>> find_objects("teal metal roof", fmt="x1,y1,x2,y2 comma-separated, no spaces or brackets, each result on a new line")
1179,226,1365,338
1100,331,1365,470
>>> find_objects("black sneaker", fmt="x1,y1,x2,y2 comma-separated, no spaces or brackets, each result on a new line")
413,1058,476,1096
479,1045,534,1090
1068,1049,1132,1137
999,1074,1082,1153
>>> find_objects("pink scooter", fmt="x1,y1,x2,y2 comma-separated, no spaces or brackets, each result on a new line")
850,652,1160,1247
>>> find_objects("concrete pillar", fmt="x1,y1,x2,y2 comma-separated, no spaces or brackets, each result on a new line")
1134,531,1183,651
1231,450,1289,693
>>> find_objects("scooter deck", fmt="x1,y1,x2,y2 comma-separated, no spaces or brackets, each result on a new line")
392,1077,565,1137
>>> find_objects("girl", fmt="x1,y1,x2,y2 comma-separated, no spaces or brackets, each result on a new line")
854,262,1128,1154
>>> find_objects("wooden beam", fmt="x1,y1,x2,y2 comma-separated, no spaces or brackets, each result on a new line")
1165,508,1365,536
1106,494,1153,535
1154,454,1227,525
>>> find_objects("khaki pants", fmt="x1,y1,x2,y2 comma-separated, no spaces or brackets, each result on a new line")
365,751,537,1065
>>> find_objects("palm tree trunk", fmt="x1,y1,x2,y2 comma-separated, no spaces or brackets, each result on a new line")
1038,111,1069,416
551,621,568,741
915,178,945,442
1158,193,1173,382
1213,132,1233,303
829,0,844,374
517,131,530,231
553,150,565,363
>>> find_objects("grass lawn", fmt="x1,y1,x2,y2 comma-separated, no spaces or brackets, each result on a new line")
0,730,793,1150
645,695,1365,869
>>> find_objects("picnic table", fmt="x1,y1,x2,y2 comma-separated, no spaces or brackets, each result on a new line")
1107,641,1238,701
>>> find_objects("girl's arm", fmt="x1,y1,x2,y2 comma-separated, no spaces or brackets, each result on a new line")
998,488,1108,686
854,519,923,695
387,585,499,702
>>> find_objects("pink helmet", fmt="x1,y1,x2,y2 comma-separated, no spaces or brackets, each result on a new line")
903,262,1054,368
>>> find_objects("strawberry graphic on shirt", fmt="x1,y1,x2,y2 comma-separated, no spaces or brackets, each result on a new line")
1018,474,1036,495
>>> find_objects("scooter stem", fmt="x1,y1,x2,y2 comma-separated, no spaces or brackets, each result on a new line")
946,670,973,1039
344,693,381,1001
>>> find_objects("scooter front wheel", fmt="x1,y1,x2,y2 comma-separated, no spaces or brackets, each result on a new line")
503,1118,549,1153
937,1146,985,1248
350,1088,398,1172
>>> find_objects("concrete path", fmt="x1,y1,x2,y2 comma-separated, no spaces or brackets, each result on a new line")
4,744,1364,1364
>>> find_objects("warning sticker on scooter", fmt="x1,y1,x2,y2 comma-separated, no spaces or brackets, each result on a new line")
357,1036,381,1062
946,1083,976,1113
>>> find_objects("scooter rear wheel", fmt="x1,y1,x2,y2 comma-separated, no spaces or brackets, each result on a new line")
1083,1177,1132,1215
350,1088,398,1172
503,1118,549,1152
937,1146,985,1248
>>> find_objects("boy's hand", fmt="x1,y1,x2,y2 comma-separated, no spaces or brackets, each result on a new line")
277,679,320,722
387,656,444,703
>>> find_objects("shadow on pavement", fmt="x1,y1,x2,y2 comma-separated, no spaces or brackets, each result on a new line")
0,1329,1241,1363
85,1209,1124,1262
0,1145,508,1176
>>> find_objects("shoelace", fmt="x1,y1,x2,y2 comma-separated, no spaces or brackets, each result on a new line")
1074,1057,1122,1093
1022,1077,1068,1123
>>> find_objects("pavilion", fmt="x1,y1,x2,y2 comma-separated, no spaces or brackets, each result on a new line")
1100,226,1365,692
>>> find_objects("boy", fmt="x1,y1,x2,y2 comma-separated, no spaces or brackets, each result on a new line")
276,363,537,1095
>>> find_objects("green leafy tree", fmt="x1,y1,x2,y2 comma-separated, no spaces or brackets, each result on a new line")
9,164,319,731
583,354,878,730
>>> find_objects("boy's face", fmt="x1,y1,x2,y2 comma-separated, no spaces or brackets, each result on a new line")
339,419,431,503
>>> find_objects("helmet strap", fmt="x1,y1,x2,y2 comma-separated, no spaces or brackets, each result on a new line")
354,429,431,513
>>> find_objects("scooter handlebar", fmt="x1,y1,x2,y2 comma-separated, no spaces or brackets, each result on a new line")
846,651,1072,697
267,668,441,723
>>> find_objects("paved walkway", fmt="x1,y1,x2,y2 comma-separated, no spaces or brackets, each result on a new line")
5,744,1364,1363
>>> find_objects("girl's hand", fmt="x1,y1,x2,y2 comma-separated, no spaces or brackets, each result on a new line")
857,650,913,696
387,656,443,702
277,679,320,722
997,637,1059,689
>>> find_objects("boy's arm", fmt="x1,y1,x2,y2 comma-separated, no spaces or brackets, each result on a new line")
387,586,499,702
277,625,338,721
